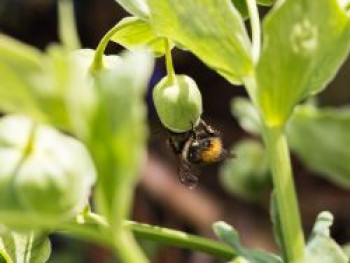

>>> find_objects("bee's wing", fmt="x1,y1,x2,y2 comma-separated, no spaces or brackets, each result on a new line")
178,160,199,189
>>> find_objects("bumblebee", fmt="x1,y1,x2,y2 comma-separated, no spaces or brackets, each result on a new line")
168,119,233,188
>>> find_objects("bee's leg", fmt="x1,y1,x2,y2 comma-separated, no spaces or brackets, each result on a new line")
200,119,219,136
189,121,199,140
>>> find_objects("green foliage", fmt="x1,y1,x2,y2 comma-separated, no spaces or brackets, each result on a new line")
231,0,249,20
303,211,349,263
231,97,261,135
343,243,350,258
146,0,252,84
0,35,47,123
254,0,350,127
83,50,153,230
0,0,350,261
288,104,350,188
220,140,270,201
231,0,275,20
0,35,95,134
256,0,275,6
111,17,172,57
213,221,282,263
0,231,50,263
232,97,350,188
114,0,150,20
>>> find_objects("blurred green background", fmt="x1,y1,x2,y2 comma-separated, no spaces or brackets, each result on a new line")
0,0,349,262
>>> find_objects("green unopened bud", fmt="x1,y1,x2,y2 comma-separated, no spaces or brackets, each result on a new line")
153,75,202,132
0,115,96,229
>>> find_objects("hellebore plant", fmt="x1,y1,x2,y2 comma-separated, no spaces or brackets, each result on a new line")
0,0,349,262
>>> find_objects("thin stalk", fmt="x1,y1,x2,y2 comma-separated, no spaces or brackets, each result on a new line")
90,23,128,72
115,230,149,263
246,0,261,64
60,215,236,261
58,0,81,50
124,221,236,260
263,126,305,263
164,38,176,84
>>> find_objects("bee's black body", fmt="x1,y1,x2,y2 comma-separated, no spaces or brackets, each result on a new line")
167,119,233,188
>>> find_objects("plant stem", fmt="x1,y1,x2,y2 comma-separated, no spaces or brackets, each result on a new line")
263,126,305,263
90,23,128,72
115,230,149,263
164,38,176,84
124,221,236,260
61,215,236,260
58,0,81,50
246,0,261,64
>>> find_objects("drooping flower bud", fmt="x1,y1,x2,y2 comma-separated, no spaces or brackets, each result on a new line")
153,75,202,132
0,115,96,229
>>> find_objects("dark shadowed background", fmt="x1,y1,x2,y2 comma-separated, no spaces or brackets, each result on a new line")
1,0,349,262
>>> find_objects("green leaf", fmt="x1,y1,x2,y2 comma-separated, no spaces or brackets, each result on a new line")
146,0,252,84
343,243,350,259
72,50,153,263
114,0,150,20
111,17,171,57
231,97,261,135
287,104,350,189
0,35,48,123
0,36,78,130
85,50,153,231
220,139,270,201
257,0,275,6
232,0,249,20
0,36,99,138
0,231,51,263
231,0,275,20
255,0,350,127
213,222,282,263
232,97,350,188
304,211,349,263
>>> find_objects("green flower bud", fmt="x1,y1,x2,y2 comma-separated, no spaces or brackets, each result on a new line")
0,115,96,229
153,75,203,132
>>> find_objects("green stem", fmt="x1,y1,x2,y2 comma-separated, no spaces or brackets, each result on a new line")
90,23,128,72
115,230,149,263
246,0,261,64
263,126,305,263
58,0,81,50
164,38,176,84
124,221,236,260
61,215,236,261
